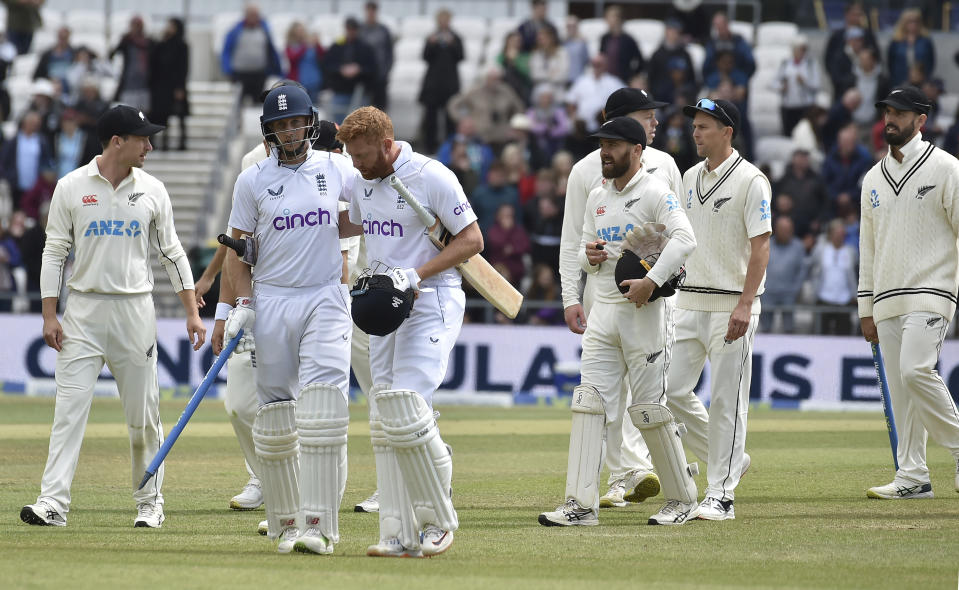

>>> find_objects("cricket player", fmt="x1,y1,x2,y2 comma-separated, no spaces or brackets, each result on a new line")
859,85,959,499
560,88,683,508
540,116,699,527
336,106,483,557
21,105,206,528
666,98,771,521
223,85,358,555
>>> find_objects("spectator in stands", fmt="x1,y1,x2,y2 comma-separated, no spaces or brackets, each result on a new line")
851,47,889,129
791,105,826,165
704,49,747,102
652,105,697,173
525,263,563,325
526,84,570,162
648,19,696,106
324,16,378,123
942,102,959,157
564,54,623,134
563,15,589,85
150,18,190,151
501,142,535,202
418,8,462,153
221,4,283,105
437,116,494,184
702,11,754,90
359,2,393,110
284,22,324,101
448,65,526,151
473,159,522,234
920,77,945,145
824,1,878,98
774,148,828,243
445,139,479,197
51,108,97,180
761,216,806,333
485,202,530,288
33,27,74,91
496,31,532,103
0,32,13,121
111,16,154,112
64,48,112,106
774,35,820,136
551,150,573,196
887,9,935,87
530,26,568,99
73,77,107,133
823,88,861,153
0,111,52,207
28,78,63,144
0,220,21,312
823,123,871,205
599,5,644,86
17,199,44,312
506,112,548,172
809,219,858,335
523,168,562,269
3,0,43,55
19,167,54,219
518,0,558,53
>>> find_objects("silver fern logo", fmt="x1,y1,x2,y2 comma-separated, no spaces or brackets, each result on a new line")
712,197,732,212
915,185,935,199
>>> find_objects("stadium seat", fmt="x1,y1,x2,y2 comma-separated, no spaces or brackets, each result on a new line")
212,12,241,55
459,61,479,88
10,54,39,79
311,15,347,46
578,17,606,46
463,38,485,65
453,16,489,42
756,22,799,47
488,17,521,43
754,45,790,73
729,20,754,45
39,7,62,31
64,10,106,35
686,43,705,79
755,135,796,166
623,19,664,50
938,93,959,129
394,37,423,63
398,16,437,40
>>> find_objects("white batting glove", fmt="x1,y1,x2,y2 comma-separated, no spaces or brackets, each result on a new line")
391,267,421,292
225,297,255,341
234,333,255,354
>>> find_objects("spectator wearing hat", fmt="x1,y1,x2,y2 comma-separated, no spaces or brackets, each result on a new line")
506,112,548,172
824,2,879,97
887,9,935,87
221,4,283,105
648,19,696,105
448,66,526,151
0,110,53,207
773,35,820,136
419,8,463,153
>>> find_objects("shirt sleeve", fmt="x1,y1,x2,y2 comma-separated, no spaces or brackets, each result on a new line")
646,190,696,287
743,174,773,238
664,158,684,198
39,179,74,298
858,180,875,318
427,161,476,236
578,188,601,274
561,157,592,307
228,167,258,234
152,182,194,292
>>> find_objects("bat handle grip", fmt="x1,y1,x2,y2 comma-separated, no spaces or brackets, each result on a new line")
218,234,246,257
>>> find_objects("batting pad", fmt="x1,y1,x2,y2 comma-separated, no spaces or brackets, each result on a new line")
376,389,459,534
369,385,420,549
566,385,606,509
296,383,348,543
253,400,300,540
628,403,698,504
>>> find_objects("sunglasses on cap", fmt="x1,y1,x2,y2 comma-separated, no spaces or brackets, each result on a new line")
696,98,733,124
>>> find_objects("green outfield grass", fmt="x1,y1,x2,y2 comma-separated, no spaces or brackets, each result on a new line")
1,396,957,589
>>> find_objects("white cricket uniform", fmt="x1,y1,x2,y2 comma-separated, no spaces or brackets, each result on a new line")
36,157,195,514
858,133,959,484
229,149,356,403
579,167,695,418
560,145,683,482
348,141,477,403
669,149,771,502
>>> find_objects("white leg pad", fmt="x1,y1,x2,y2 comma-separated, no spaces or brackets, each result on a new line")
296,383,348,544
252,400,301,540
566,385,606,510
369,385,420,550
376,388,458,534
628,403,698,504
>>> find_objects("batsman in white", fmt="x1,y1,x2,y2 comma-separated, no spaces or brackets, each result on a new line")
666,98,771,521
539,116,700,527
21,105,206,528
336,106,484,557
859,85,959,499
223,85,358,555
560,88,685,508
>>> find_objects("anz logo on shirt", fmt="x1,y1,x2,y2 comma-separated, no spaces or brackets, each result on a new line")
759,199,771,221
597,224,635,242
84,219,142,238
665,193,680,212
686,189,693,209
870,189,880,209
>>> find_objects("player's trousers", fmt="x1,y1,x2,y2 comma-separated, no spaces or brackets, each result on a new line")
877,312,959,483
351,321,372,396
225,348,260,479
369,285,464,405
667,309,758,502
38,291,164,513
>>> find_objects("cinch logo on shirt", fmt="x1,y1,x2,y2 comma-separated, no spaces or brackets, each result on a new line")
272,207,333,231
83,219,142,237
363,215,404,237
597,224,635,242
453,201,472,216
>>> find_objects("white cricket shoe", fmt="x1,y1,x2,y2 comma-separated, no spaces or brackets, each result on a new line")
599,479,627,508
230,477,263,510
696,497,734,520
622,470,661,503
538,498,598,527
354,490,379,513
867,481,934,499
293,527,333,555
366,537,423,558
257,520,268,535
20,499,66,527
648,499,700,526
277,526,299,554
134,503,165,528
420,525,453,556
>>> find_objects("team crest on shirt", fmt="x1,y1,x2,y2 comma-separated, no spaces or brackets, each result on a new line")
362,187,373,200
870,189,880,209
395,192,405,209
316,174,327,194
915,185,935,200
646,167,658,174
624,198,640,210
267,185,284,199
127,192,144,206
596,205,607,216
81,194,98,206
712,197,732,212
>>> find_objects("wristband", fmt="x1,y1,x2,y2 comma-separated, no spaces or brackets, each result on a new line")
235,296,253,307
215,302,234,321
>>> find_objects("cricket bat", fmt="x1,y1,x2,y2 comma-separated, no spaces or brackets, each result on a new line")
388,175,523,319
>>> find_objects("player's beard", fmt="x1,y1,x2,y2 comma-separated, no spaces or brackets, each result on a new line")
884,120,916,147
600,151,630,179
362,148,393,180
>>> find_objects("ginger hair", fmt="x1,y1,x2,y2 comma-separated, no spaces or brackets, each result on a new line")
336,106,394,143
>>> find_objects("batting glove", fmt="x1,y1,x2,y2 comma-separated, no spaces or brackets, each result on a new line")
225,297,255,341
392,267,421,292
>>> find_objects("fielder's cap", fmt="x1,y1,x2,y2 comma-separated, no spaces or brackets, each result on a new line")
590,116,647,148
875,85,932,115
603,87,669,119
96,105,165,143
683,97,740,138
315,120,343,151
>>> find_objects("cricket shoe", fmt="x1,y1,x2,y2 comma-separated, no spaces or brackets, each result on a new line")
696,497,734,520
599,478,628,508
420,525,453,556
20,499,66,527
867,481,934,500
622,470,661,503
257,520,268,535
538,499,598,527
367,537,423,558
354,490,379,513
277,526,299,554
230,477,263,510
648,500,700,526
294,527,333,555
134,503,165,528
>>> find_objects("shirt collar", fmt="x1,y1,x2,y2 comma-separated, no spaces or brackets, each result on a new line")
702,148,740,178
609,165,647,195
88,156,136,189
886,131,926,163
391,140,413,175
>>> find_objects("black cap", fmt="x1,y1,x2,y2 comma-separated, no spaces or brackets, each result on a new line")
96,105,165,143
603,88,669,120
590,116,647,148
345,16,360,29
875,85,932,115
683,98,740,138
315,120,343,151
